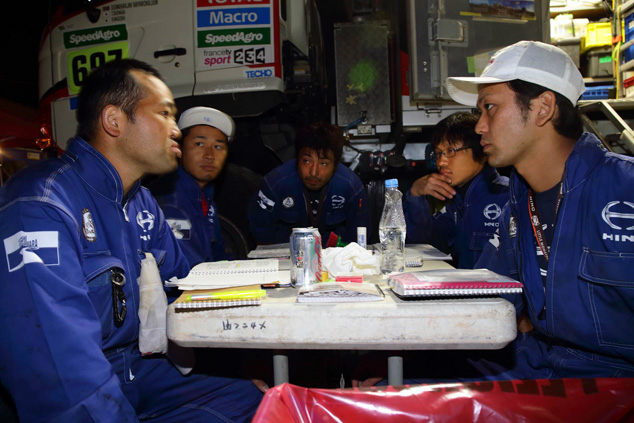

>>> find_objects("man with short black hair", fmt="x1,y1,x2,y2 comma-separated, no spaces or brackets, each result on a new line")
0,59,262,421
404,112,509,268
150,106,234,267
447,40,634,378
248,121,369,245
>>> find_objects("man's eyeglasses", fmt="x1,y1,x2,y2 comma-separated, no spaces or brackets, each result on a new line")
431,146,471,160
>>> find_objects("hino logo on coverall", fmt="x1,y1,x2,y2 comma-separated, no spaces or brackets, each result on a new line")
602,201,634,242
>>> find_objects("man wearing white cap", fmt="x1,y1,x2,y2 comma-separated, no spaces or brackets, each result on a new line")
447,40,634,378
150,106,234,266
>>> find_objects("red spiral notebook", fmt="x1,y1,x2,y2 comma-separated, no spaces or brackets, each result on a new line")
388,269,523,297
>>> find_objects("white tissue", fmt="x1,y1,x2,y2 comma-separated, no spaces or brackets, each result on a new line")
321,242,380,277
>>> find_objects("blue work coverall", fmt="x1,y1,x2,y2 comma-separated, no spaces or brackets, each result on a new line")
248,159,370,245
403,165,509,268
0,138,261,422
150,167,228,267
478,134,634,378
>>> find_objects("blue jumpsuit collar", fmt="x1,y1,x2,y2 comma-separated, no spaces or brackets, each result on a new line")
175,166,215,200
508,133,605,207
63,137,142,203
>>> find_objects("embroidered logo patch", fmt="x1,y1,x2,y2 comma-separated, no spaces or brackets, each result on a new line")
4,231,60,272
206,204,216,224
136,210,155,241
167,219,192,240
483,203,502,220
257,190,275,211
601,201,634,230
331,195,345,210
282,196,295,208
82,208,96,242
509,215,517,238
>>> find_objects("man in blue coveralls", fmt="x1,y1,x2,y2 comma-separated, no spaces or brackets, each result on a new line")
403,112,509,268
150,106,233,267
0,59,262,422
447,40,634,378
248,121,370,246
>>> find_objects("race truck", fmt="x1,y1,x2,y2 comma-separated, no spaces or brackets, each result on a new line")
38,0,327,257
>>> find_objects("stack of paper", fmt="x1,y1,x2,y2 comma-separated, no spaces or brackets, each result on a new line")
404,244,452,261
167,259,290,290
247,243,291,259
174,285,266,310
296,282,384,303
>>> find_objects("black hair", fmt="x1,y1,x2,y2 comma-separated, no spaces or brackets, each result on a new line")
76,59,164,142
507,79,583,140
295,121,344,163
430,112,485,162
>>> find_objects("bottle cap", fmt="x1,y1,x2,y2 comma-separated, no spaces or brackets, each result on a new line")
385,179,398,188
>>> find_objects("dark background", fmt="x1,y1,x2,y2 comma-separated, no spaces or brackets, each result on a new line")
0,3,50,109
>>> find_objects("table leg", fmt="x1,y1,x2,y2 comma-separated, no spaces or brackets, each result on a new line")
387,355,403,386
273,353,289,385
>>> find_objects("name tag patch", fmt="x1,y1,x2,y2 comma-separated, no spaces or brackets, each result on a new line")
4,231,60,272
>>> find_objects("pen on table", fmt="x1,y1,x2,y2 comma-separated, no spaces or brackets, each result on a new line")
186,289,266,301
261,283,292,289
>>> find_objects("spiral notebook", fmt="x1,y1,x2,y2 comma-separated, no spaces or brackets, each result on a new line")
173,285,266,310
388,269,523,298
169,259,288,290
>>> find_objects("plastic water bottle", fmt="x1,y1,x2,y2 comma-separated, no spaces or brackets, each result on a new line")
379,179,406,274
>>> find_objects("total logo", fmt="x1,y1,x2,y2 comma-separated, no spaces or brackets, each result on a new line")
601,201,634,242
245,68,273,78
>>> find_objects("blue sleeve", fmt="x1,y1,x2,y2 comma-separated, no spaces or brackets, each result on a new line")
403,191,455,254
403,191,433,243
152,204,191,278
154,202,205,269
248,178,288,244
0,202,139,422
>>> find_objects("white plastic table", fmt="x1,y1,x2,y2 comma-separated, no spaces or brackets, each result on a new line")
167,261,517,386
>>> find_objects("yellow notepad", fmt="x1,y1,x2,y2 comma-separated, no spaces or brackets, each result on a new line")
174,285,266,310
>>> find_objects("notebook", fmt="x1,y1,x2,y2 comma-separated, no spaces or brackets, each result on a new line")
247,243,291,259
168,259,288,290
296,282,384,303
388,268,523,297
173,285,266,310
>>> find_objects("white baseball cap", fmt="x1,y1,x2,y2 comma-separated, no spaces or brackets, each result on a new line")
446,40,585,107
178,106,235,142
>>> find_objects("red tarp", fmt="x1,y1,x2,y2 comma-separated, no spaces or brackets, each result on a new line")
253,379,634,423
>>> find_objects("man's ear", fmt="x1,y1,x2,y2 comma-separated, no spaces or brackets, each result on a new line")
102,105,123,137
534,90,557,127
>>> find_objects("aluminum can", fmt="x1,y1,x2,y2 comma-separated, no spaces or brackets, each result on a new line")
290,227,322,287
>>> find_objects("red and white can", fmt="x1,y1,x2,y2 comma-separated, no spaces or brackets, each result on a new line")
290,227,322,287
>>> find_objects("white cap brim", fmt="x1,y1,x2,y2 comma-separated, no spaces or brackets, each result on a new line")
446,76,513,107
178,106,235,142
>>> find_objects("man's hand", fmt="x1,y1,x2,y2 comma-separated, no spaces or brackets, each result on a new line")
410,173,455,200
251,379,269,393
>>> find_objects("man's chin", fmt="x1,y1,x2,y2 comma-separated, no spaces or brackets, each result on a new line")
303,181,323,191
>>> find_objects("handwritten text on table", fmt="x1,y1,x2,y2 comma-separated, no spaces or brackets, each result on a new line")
222,319,267,331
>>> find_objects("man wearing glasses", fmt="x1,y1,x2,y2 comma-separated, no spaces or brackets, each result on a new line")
403,112,509,268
